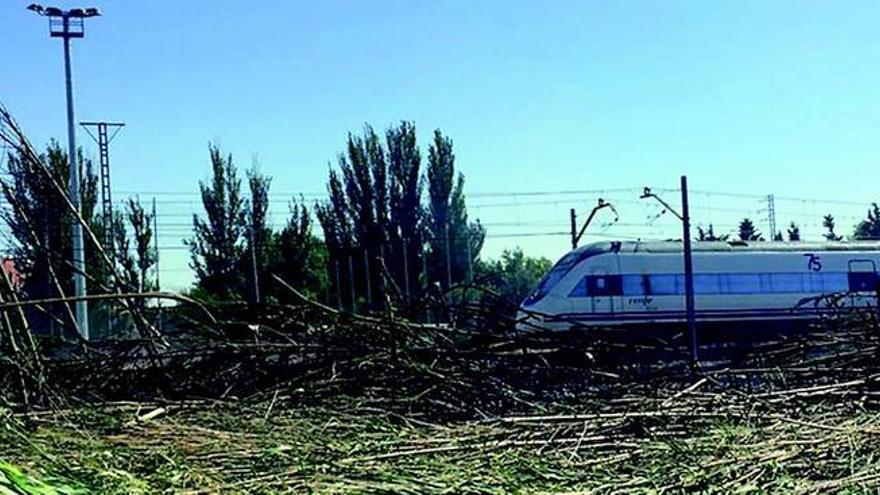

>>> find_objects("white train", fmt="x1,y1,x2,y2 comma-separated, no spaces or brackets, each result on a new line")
519,241,880,331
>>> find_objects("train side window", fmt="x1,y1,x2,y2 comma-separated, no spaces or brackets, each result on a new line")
622,274,649,296
587,275,622,297
808,272,848,292
693,274,722,294
825,273,850,292
848,272,877,293
770,273,805,293
567,277,588,297
727,274,761,294
648,274,680,295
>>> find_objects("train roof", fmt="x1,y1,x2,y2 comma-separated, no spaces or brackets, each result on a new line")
576,240,880,256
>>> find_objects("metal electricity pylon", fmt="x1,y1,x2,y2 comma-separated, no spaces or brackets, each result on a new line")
80,121,124,259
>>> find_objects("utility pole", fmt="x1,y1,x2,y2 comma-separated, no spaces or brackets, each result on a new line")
152,197,159,291
249,222,260,304
569,208,577,250
29,4,101,340
152,197,163,332
641,180,699,365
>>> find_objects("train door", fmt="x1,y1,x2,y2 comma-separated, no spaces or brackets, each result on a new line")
848,260,878,307
588,268,619,314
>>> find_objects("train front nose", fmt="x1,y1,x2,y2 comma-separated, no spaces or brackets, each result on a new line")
515,305,545,332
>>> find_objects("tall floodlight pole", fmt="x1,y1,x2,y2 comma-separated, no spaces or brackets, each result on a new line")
28,4,102,340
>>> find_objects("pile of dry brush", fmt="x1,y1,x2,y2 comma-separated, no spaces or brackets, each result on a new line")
4,293,880,493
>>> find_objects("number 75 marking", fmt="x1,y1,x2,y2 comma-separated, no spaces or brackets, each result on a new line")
804,253,822,271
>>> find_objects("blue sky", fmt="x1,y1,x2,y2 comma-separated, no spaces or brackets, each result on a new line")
2,1,880,290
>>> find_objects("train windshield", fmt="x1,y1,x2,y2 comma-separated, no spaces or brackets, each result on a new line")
523,251,582,306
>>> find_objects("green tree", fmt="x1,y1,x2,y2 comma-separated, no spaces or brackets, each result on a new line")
787,222,801,241
696,224,728,241
316,123,485,312
855,204,880,239
244,166,272,302
272,199,328,302
823,214,843,241
386,122,424,299
317,123,433,309
187,148,326,303
738,218,763,241
0,142,99,335
112,198,156,294
476,248,552,310
186,145,247,300
316,125,391,310
425,130,485,290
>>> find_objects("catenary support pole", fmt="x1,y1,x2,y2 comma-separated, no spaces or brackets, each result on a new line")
681,175,698,365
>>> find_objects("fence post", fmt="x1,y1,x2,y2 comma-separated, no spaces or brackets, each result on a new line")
249,222,261,304
402,237,410,301
334,259,342,310
347,254,356,313
466,229,474,283
422,247,431,323
444,222,452,290
364,248,372,309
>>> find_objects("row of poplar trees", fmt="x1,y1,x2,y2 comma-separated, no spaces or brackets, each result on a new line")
186,122,484,310
316,123,484,310
186,146,325,303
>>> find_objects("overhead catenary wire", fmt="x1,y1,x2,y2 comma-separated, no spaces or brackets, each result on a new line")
5,176,879,292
